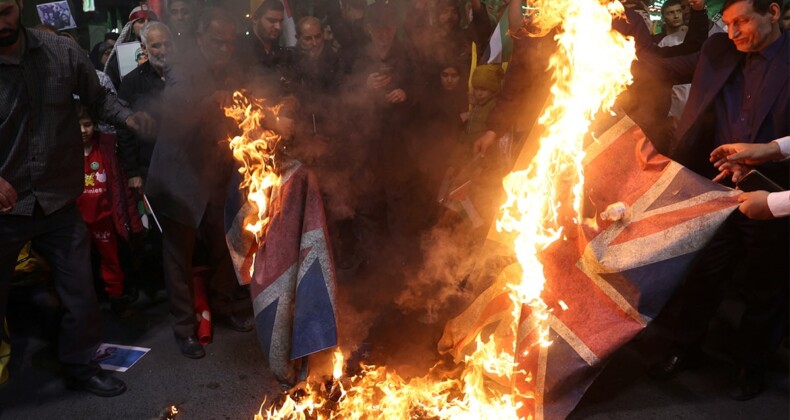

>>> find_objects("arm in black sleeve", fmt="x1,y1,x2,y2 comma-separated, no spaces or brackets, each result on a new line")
116,80,141,177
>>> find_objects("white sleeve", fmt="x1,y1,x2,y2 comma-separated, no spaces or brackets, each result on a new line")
774,136,790,159
767,191,790,218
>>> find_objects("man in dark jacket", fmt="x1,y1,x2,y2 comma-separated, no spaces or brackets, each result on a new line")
145,8,252,360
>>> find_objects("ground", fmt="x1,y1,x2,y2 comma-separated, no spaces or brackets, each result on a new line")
0,284,787,420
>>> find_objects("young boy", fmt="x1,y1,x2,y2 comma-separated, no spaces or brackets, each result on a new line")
75,105,143,315
461,64,504,150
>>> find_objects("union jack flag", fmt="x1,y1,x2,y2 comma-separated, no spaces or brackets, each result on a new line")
440,116,739,419
226,160,338,385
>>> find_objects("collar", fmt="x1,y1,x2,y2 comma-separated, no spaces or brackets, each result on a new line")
749,30,786,62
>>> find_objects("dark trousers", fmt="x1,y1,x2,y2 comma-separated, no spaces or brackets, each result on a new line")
160,200,241,339
675,211,790,369
0,203,100,380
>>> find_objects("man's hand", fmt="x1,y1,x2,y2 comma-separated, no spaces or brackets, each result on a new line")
737,191,774,220
712,161,750,183
0,177,17,214
128,176,143,192
366,72,391,90
125,112,157,138
385,89,407,104
710,142,782,168
473,131,497,157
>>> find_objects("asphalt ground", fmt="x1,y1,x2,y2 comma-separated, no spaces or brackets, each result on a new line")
0,273,787,420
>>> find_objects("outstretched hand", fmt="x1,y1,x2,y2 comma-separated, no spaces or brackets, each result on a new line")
710,142,782,168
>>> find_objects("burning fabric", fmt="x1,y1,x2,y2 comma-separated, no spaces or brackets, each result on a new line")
439,115,739,419
224,92,338,386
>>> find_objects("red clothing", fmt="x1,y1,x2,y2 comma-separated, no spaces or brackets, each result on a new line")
76,144,113,224
86,217,125,298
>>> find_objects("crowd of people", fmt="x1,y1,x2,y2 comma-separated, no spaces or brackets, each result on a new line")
0,0,788,406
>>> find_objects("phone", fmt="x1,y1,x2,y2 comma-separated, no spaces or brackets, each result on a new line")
736,169,784,193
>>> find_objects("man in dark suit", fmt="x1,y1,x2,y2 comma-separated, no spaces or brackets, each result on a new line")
640,0,788,401
145,8,251,359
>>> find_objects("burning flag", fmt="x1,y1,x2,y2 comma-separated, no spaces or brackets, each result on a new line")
224,93,338,386
440,115,739,419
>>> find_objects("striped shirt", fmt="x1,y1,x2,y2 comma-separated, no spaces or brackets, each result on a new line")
0,28,132,217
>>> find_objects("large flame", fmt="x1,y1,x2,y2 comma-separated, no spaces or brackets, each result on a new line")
248,0,635,418
224,91,282,243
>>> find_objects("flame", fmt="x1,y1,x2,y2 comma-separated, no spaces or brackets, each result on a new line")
224,91,283,243
251,1,635,418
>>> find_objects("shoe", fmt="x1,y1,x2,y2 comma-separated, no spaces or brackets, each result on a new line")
176,335,205,359
648,350,701,380
66,371,126,397
217,313,254,332
729,367,764,401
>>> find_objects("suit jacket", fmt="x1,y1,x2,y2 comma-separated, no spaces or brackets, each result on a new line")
144,52,240,228
638,32,789,179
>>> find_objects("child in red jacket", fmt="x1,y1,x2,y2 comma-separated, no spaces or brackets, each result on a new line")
75,105,143,314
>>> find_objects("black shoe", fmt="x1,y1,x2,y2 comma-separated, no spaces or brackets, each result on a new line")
217,313,254,332
729,367,764,401
66,371,126,397
176,335,205,359
649,351,701,380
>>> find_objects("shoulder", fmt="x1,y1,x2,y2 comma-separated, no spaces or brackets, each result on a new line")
700,32,736,56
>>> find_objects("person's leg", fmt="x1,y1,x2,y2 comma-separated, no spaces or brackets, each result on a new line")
30,204,101,381
0,215,30,365
730,215,790,399
159,215,198,339
87,218,125,299
201,198,252,330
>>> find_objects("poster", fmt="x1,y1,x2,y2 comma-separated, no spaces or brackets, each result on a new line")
92,343,150,373
115,41,142,79
36,1,76,31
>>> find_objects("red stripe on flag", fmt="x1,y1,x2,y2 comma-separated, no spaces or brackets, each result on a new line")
609,196,736,245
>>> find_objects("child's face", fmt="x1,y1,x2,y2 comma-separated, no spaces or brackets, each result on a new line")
440,67,461,91
472,87,495,103
79,117,95,144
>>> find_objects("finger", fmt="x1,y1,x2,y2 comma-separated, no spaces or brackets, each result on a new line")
726,151,749,162
711,171,728,183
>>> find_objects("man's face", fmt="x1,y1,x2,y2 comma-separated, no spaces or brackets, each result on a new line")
0,0,22,48
297,21,324,59
168,0,194,35
198,19,237,69
256,10,283,42
440,67,460,91
144,27,173,70
722,0,780,52
662,4,684,29
367,23,396,51
132,18,150,39
437,5,459,31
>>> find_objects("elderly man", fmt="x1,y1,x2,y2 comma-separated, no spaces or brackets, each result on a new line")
117,21,173,191
643,0,788,401
291,16,343,94
145,8,252,359
0,0,151,397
